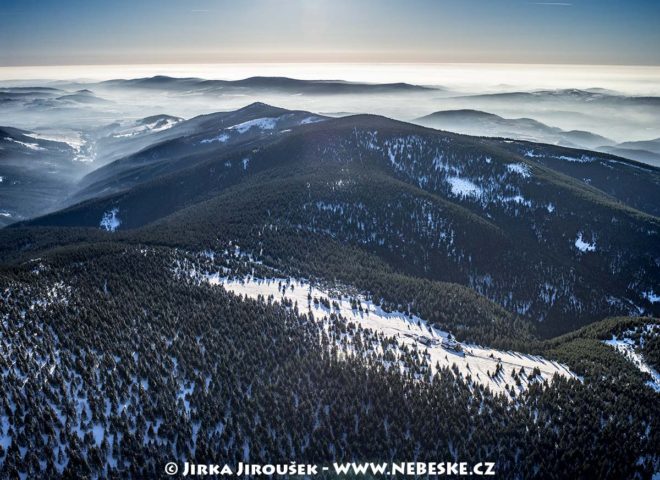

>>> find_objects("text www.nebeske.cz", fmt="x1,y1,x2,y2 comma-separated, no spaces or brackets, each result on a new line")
167,461,496,476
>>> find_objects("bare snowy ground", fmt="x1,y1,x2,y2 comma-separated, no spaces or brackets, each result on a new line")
206,275,575,395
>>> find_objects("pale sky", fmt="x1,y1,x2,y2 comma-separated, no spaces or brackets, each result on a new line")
1,0,659,66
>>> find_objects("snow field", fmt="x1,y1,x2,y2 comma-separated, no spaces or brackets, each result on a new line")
209,276,576,396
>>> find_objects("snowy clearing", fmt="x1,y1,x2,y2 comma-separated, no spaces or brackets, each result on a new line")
557,154,596,163
100,208,121,232
112,117,180,138
446,176,483,199
506,163,531,178
26,130,93,162
642,291,659,304
4,137,45,151
299,116,325,125
575,232,596,252
523,150,598,164
228,117,279,133
207,275,575,395
200,133,229,144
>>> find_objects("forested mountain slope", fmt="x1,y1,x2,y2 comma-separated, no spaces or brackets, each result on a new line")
0,243,657,479
12,106,660,337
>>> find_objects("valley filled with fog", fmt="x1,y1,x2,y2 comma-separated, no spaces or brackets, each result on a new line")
1,64,660,226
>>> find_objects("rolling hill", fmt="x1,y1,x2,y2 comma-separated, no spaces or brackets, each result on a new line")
596,138,660,167
12,104,659,338
98,75,436,94
414,109,614,149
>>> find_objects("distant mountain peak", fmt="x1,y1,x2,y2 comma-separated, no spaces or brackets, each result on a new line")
234,101,290,116
136,114,183,125
98,75,435,94
417,109,502,120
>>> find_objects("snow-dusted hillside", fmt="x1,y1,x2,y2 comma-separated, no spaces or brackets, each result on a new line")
110,115,181,139
200,112,326,143
205,275,575,395
603,325,660,392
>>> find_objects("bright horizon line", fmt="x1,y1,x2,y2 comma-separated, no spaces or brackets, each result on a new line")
3,61,660,68
4,62,660,97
